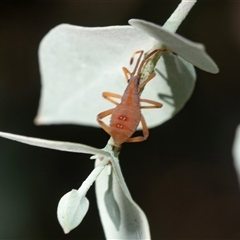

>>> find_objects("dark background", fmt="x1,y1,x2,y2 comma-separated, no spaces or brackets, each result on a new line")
1,1,240,239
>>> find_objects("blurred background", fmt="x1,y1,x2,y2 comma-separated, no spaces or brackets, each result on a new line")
1,0,240,239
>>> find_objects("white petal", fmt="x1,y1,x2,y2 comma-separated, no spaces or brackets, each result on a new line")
163,0,197,32
233,125,240,186
35,24,154,127
95,146,150,239
142,52,196,127
57,166,105,233
0,131,109,156
129,19,219,74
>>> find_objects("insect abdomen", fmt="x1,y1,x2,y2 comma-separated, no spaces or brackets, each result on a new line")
110,105,141,146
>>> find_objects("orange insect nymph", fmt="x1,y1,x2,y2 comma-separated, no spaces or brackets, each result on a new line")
97,49,163,147
109,75,141,146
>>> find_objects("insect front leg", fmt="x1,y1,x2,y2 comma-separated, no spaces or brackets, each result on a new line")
126,114,149,143
97,108,115,135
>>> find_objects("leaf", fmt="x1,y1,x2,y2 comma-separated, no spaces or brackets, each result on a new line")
35,22,197,128
57,189,89,234
129,19,219,74
57,166,105,234
140,52,196,127
95,147,150,239
0,131,109,156
35,24,154,127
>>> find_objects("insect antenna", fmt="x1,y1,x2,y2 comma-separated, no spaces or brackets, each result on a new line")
136,49,162,76
129,50,144,76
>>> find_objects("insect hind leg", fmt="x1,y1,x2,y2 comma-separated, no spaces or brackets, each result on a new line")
140,98,163,109
125,114,149,143
97,108,115,135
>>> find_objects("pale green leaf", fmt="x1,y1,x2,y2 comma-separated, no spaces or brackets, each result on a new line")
57,166,105,234
129,19,219,74
35,23,197,128
95,144,150,239
0,131,109,156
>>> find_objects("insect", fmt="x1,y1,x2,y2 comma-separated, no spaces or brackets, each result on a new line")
97,49,163,147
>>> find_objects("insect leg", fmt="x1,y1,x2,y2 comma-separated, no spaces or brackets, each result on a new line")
130,50,144,76
140,98,163,109
140,113,149,140
102,92,122,105
122,50,144,81
122,67,132,82
97,108,115,135
126,114,149,143
136,49,161,76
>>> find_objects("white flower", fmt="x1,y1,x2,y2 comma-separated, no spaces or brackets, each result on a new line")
35,0,218,129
